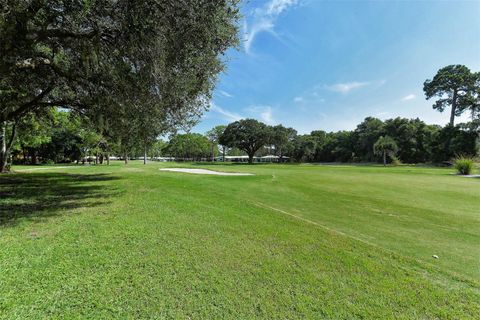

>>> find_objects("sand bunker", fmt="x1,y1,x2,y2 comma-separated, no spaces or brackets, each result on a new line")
159,168,253,176
16,166,80,171
462,174,480,178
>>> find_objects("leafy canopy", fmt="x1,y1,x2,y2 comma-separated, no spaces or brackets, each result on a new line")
374,136,398,156
219,119,271,163
423,65,478,126
1,0,240,122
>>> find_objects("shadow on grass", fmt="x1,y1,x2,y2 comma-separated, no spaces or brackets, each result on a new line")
0,172,121,227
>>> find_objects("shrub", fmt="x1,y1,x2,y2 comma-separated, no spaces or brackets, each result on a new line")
454,156,475,175
391,156,402,166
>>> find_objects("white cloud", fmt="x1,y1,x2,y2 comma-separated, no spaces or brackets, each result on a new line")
243,0,298,54
260,106,275,124
210,102,277,125
219,90,233,98
246,105,277,125
210,102,243,122
293,84,328,105
402,94,416,101
327,81,370,94
266,0,298,15
293,96,304,102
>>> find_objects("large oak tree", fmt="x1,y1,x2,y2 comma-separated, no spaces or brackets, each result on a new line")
0,0,240,172
219,119,271,164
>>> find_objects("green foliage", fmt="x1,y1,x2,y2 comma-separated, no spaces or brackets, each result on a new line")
0,0,240,170
165,133,211,160
287,116,477,164
353,117,385,161
383,118,435,163
424,65,479,126
292,134,319,162
374,136,398,165
150,140,168,158
429,125,478,162
374,136,398,154
206,125,227,144
269,125,297,159
454,156,475,175
13,110,53,151
219,119,271,163
206,125,227,160
1,0,240,122
10,108,112,164
391,156,402,166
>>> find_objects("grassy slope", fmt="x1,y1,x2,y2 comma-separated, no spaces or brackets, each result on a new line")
0,162,479,319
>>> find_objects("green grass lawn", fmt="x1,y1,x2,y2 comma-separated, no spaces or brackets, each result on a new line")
1,162,479,319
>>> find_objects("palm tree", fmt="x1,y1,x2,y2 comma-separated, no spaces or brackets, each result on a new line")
374,136,398,166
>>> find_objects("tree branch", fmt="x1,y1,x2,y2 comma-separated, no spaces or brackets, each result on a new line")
6,121,17,152
7,85,55,121
27,29,98,41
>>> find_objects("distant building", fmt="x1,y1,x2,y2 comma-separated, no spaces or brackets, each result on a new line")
214,155,289,163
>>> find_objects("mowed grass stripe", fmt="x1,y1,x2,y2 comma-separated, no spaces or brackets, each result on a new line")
0,162,479,318
189,164,479,280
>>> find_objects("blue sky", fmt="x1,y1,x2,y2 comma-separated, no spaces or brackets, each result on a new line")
193,0,480,134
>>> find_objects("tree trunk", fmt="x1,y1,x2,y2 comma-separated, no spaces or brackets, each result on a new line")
211,144,215,162
222,146,226,162
106,153,110,165
450,90,458,127
0,120,17,173
248,152,254,164
383,151,386,166
22,148,27,164
31,149,37,165
124,151,128,165
144,147,147,165
0,120,7,173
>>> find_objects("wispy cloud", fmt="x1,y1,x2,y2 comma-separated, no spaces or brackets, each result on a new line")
210,102,243,122
247,105,277,125
260,106,275,124
327,81,370,94
211,102,277,125
293,96,304,103
243,0,298,54
293,87,325,106
402,94,416,101
219,90,233,98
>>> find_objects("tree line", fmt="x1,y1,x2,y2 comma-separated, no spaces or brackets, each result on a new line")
164,65,479,165
8,109,479,165
6,64,480,166
160,115,477,165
